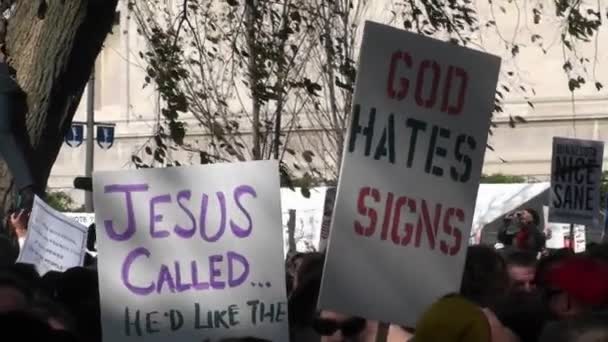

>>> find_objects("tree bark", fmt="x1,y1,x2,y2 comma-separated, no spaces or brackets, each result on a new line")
0,0,118,212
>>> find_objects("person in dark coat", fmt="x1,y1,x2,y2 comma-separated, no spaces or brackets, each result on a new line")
498,208,546,253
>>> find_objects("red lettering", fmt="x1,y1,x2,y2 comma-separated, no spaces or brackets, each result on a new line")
354,187,380,236
387,51,412,99
386,51,468,114
414,200,442,248
441,66,468,115
380,192,395,240
391,196,415,246
353,188,465,255
415,60,440,108
440,208,464,255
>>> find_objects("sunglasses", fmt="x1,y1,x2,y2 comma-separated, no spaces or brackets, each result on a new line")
312,317,367,337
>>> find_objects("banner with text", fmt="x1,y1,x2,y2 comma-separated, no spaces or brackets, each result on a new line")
318,21,501,325
549,137,604,227
17,196,87,275
93,161,289,342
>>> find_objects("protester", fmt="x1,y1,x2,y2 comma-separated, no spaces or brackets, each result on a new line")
504,250,538,292
542,255,608,319
414,294,511,342
460,245,509,308
535,248,575,289
498,208,545,253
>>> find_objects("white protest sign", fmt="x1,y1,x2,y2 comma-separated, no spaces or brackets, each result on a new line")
318,21,501,325
93,161,288,342
543,206,585,252
64,212,95,228
573,225,586,253
549,137,604,226
17,196,87,275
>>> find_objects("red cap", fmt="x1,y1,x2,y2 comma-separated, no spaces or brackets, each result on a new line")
545,256,608,306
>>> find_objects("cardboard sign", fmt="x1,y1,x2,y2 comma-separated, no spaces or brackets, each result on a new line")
93,161,288,342
549,137,604,226
318,21,501,325
17,196,87,275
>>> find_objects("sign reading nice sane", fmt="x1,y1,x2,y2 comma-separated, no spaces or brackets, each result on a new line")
318,22,501,325
93,161,289,342
549,137,604,227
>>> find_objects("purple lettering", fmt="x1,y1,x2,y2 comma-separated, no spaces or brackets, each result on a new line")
174,261,192,292
150,194,171,238
122,247,154,295
200,192,226,242
191,261,210,290
157,264,176,293
104,184,149,241
174,190,196,238
230,185,256,238
227,251,249,287
209,255,225,289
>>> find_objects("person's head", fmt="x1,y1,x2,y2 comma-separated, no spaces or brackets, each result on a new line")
505,250,537,292
543,256,608,319
520,208,540,228
414,294,493,342
314,311,370,342
291,252,324,295
536,248,575,289
460,245,509,307
0,271,32,313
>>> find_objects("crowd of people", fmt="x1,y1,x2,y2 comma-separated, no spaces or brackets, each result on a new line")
0,205,607,341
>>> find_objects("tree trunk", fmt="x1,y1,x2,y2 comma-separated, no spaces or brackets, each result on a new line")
245,0,261,160
0,0,118,212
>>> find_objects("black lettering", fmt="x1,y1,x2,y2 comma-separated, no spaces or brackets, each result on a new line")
145,311,160,334
194,304,213,329
276,302,287,322
260,302,275,322
124,307,143,337
586,186,594,210
405,118,427,167
170,310,184,331
553,184,563,208
563,185,573,209
247,300,260,325
347,105,376,156
425,126,450,177
373,114,395,163
451,134,475,183
228,305,240,326
575,158,585,184
213,310,230,329
586,158,595,185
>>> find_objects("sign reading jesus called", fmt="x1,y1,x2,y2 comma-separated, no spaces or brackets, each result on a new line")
93,161,289,342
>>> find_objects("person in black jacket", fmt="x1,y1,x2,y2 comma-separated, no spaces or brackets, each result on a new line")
498,208,546,254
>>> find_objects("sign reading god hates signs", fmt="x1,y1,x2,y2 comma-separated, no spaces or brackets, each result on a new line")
93,161,289,342
318,22,501,325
